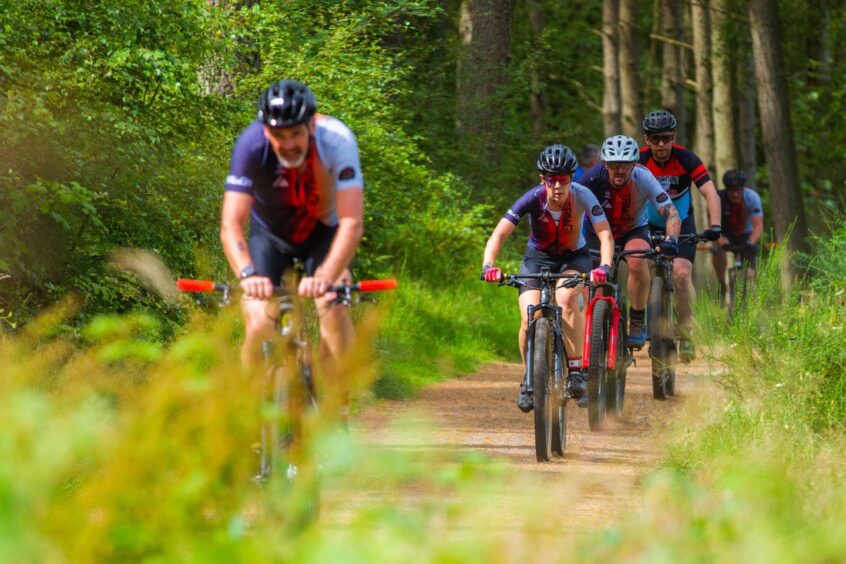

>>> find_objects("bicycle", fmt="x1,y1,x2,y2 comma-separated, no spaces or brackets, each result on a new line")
722,242,756,318
586,247,634,421
495,270,589,461
176,276,397,482
625,232,707,400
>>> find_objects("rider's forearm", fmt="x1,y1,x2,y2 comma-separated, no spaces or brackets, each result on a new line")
662,206,682,237
316,217,363,282
483,233,506,266
598,229,614,266
700,181,722,227
221,220,253,276
750,220,764,244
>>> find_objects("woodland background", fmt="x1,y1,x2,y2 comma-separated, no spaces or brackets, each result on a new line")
1,0,843,325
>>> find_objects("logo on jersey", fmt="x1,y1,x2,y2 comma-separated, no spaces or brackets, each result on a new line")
226,175,253,188
339,166,356,181
591,205,604,217
657,192,670,203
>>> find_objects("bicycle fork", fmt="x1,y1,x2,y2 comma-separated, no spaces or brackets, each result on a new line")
581,295,622,372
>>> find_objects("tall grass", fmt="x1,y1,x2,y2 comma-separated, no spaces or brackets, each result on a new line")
579,237,846,560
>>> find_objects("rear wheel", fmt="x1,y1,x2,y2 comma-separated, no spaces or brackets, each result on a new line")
588,300,610,430
532,318,554,462
649,276,670,401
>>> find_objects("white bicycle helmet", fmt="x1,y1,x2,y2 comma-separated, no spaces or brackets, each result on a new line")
600,135,640,162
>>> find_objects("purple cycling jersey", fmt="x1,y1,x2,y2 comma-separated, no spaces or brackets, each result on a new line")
225,115,362,245
504,183,608,254
579,163,674,240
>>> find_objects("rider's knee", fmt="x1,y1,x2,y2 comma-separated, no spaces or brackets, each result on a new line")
674,262,692,281
320,304,351,330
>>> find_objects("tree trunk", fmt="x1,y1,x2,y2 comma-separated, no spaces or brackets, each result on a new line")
660,0,686,141
690,0,715,290
618,0,642,138
749,0,809,272
738,55,757,186
602,0,622,136
456,0,517,159
710,0,736,183
200,0,260,95
527,0,546,136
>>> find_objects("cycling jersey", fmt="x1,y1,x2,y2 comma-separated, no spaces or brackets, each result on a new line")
225,115,363,245
719,188,763,237
640,144,711,227
579,163,674,240
504,183,608,255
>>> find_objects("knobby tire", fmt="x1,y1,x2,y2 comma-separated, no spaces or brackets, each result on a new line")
588,300,610,431
532,318,557,462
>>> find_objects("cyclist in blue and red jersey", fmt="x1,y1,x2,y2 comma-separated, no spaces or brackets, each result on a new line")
639,110,722,362
220,79,364,387
712,169,764,300
481,144,615,412
580,135,682,349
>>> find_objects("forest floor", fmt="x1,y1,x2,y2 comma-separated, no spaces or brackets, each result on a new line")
321,350,716,556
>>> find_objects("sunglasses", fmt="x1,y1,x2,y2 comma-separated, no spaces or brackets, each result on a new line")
542,174,572,186
647,134,675,145
605,162,635,171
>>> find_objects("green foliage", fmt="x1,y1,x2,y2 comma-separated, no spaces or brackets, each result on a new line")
580,227,846,560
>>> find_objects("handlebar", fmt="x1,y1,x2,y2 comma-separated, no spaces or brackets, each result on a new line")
496,271,588,289
176,277,398,305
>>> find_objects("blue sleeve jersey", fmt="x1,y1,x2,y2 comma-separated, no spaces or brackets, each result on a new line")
224,115,363,245
504,183,608,255
720,188,763,236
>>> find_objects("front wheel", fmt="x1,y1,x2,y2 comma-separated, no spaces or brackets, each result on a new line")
531,318,556,462
648,276,671,401
588,300,610,430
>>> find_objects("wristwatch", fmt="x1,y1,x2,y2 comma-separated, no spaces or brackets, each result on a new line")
239,264,257,279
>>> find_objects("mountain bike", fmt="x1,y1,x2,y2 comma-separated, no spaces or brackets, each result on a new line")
586,248,634,421
176,276,397,482
723,242,755,319
496,270,588,461
628,232,707,400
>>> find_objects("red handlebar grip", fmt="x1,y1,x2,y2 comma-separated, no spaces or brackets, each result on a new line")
176,278,217,293
358,279,398,292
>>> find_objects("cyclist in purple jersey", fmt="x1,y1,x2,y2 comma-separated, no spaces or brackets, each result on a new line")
640,110,722,362
482,144,614,411
712,169,764,300
220,79,364,405
580,135,681,348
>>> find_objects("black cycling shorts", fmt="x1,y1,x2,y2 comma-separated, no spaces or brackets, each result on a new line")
650,215,698,263
517,246,592,295
249,222,338,285
712,233,759,267
585,225,651,267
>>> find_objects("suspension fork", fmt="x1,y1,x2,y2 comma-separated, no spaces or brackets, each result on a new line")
582,293,620,371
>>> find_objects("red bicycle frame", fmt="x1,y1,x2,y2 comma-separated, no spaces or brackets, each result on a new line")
581,294,622,371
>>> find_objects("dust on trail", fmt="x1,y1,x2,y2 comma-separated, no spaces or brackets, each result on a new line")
321,351,715,550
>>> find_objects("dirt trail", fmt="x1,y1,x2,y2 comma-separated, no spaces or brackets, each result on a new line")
323,350,713,544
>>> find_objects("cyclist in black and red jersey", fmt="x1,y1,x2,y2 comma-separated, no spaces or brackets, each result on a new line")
220,79,364,394
639,110,722,362
712,169,764,299
580,135,682,349
481,144,615,412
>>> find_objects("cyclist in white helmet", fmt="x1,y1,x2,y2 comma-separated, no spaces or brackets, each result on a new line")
580,135,681,348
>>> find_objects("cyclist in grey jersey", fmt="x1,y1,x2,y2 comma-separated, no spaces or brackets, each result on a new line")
581,135,681,348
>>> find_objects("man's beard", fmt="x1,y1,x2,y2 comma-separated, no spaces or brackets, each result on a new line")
277,151,306,168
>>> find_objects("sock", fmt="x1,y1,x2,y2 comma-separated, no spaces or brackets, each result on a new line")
630,308,645,322
568,359,582,373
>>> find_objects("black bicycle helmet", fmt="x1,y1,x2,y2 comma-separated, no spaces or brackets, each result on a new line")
723,169,747,189
536,144,578,174
642,110,677,133
257,79,317,128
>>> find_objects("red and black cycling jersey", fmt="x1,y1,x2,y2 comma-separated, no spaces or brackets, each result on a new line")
639,144,711,217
